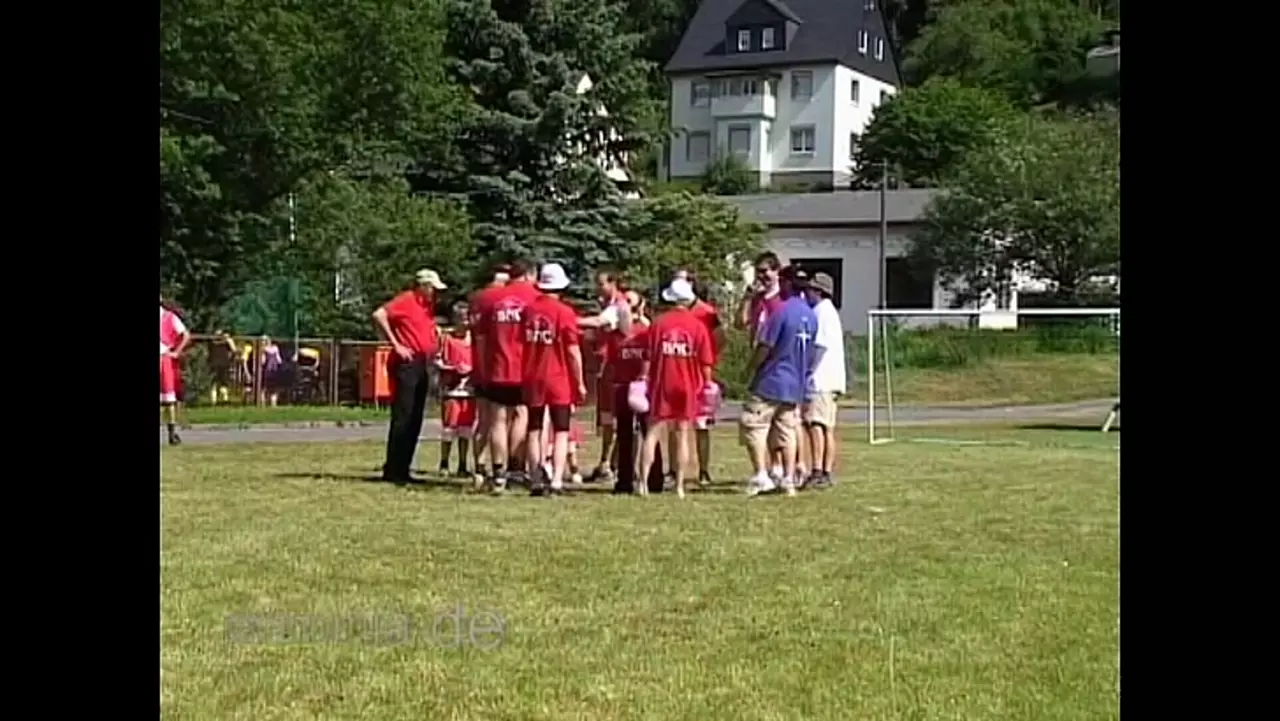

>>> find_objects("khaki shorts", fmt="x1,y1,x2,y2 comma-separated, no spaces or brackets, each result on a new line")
803,392,839,428
739,395,800,449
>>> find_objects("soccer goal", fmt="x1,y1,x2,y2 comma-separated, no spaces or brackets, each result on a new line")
865,307,1120,446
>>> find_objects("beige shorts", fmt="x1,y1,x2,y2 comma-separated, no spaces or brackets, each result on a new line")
739,395,800,449
803,392,840,428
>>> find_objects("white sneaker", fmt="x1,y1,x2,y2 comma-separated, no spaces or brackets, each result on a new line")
747,475,777,497
769,465,783,482
782,481,797,497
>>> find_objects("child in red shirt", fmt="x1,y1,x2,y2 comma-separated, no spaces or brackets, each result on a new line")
520,263,587,495
436,301,477,478
638,279,714,498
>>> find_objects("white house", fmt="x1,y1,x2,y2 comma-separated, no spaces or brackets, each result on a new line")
574,74,640,199
664,0,900,190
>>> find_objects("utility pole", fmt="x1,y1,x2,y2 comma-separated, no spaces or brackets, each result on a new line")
878,160,888,309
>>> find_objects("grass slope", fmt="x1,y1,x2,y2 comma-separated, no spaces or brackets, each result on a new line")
161,428,1119,721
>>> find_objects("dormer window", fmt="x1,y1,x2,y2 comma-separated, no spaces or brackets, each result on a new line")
874,37,885,61
857,30,868,55
762,27,776,50
737,29,751,52
864,0,876,10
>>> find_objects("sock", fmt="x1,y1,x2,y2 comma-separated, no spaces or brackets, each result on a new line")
492,463,504,478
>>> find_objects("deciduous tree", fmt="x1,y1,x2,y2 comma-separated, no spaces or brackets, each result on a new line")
910,111,1119,305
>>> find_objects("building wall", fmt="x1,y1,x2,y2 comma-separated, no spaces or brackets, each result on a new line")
766,225,949,335
669,64,895,187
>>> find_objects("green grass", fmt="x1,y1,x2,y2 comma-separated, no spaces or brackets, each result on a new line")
846,354,1119,407
161,427,1119,721
179,405,392,426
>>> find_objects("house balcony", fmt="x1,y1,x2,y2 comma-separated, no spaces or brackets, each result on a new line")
711,91,775,119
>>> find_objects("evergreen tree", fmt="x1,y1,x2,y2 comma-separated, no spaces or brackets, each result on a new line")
438,0,653,291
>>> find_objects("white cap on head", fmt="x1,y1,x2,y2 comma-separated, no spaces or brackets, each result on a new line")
493,271,511,283
537,263,571,291
415,268,448,290
661,278,696,304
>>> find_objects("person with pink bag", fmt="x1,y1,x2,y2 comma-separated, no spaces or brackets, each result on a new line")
610,291,666,494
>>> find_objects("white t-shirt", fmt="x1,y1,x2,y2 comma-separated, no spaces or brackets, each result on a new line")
810,298,846,394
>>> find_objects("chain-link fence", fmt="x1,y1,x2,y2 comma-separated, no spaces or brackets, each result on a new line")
178,331,605,409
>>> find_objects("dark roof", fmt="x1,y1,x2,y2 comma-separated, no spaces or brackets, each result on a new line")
718,190,938,226
666,0,902,86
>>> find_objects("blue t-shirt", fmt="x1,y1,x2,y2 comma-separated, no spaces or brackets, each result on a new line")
751,296,817,405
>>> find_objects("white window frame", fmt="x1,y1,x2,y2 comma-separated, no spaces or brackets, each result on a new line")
762,27,776,49
864,1,876,10
849,132,858,161
789,126,816,155
686,132,710,163
850,79,861,105
691,81,711,107
728,126,752,158
791,70,813,100
875,37,885,61
857,30,868,55
880,89,891,105
737,29,751,52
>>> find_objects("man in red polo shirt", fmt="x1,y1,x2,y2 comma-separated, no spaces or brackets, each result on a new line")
637,278,715,499
372,268,445,484
521,263,587,496
474,261,540,490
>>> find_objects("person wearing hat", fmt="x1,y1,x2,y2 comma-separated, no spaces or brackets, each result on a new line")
372,268,447,484
636,277,715,498
520,263,587,496
801,272,845,489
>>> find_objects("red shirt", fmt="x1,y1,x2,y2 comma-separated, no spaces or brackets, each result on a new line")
468,284,502,385
521,294,582,407
611,323,651,385
383,290,438,358
689,299,721,363
597,290,628,377
749,289,785,338
439,333,473,396
476,281,540,385
647,307,714,421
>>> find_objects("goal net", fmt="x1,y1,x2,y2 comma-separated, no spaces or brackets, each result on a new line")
864,308,1120,446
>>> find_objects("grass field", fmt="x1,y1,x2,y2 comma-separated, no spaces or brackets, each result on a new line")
161,427,1119,721
845,354,1118,408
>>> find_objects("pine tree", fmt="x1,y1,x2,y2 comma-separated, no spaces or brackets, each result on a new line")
438,0,654,291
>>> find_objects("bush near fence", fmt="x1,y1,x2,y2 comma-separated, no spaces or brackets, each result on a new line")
177,321,1117,408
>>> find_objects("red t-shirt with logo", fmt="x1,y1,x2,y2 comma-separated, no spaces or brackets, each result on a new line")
476,281,540,386
647,307,714,422
689,299,721,363
383,290,438,358
521,294,582,407
611,323,651,385
468,285,501,385
439,333,473,396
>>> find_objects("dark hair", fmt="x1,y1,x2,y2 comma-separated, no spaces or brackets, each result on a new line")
754,252,781,270
596,268,621,284
780,264,810,290
508,260,531,279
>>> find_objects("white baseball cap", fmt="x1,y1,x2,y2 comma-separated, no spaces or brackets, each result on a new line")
537,263,571,291
415,268,447,290
661,278,696,304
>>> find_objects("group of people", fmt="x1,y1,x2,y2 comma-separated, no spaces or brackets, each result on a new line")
373,251,848,498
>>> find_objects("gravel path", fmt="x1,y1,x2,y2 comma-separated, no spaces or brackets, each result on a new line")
163,399,1115,446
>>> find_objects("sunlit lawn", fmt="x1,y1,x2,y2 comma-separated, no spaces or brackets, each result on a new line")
160,426,1119,721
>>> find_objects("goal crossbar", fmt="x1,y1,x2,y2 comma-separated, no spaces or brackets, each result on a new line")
865,307,1120,446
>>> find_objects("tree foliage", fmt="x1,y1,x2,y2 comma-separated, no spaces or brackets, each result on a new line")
159,0,463,326
852,77,1021,189
434,0,654,294
910,111,1120,305
620,192,766,301
903,0,1106,108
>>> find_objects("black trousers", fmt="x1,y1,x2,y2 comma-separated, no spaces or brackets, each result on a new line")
613,384,666,494
383,358,430,481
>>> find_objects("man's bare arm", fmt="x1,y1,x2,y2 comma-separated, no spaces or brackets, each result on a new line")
567,344,587,397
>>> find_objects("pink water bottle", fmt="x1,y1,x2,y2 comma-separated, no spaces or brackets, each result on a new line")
698,381,722,418
627,380,650,414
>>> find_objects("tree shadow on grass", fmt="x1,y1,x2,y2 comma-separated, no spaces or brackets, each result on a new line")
272,472,465,491
1017,422,1119,433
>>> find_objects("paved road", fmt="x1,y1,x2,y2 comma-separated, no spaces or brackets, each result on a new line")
164,399,1115,446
